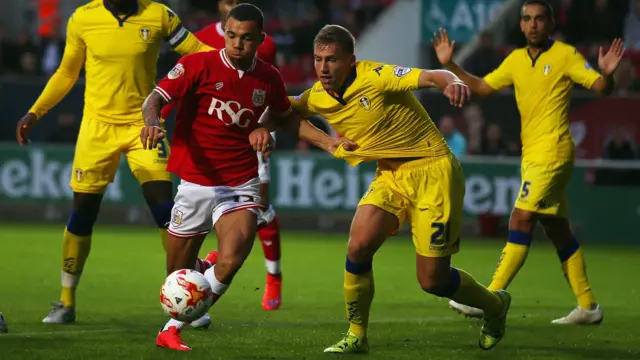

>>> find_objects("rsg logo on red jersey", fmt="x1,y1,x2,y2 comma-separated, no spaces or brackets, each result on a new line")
207,97,255,128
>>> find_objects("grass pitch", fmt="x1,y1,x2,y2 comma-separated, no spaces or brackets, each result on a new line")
0,224,639,359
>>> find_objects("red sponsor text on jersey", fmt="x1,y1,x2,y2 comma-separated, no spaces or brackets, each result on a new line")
154,49,291,187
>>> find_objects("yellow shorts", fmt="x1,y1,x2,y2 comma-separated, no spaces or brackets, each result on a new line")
358,154,465,258
70,118,171,194
514,161,573,217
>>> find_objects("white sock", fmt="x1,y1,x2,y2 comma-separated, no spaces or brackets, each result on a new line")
265,259,281,275
162,318,187,332
204,265,229,296
61,271,80,287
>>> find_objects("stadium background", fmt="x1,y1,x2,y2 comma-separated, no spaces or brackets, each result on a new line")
0,1,639,359
0,0,638,243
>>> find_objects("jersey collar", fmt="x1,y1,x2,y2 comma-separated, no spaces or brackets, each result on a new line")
104,0,139,26
527,39,555,67
220,49,257,78
326,65,357,105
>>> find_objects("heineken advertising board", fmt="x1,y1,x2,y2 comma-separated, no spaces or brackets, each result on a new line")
1,144,638,243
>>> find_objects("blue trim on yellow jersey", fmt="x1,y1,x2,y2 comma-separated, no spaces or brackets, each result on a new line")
103,0,139,27
327,66,358,105
526,39,555,67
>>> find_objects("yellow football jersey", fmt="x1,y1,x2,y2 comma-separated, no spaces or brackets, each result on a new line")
29,0,211,125
290,60,449,166
484,40,601,162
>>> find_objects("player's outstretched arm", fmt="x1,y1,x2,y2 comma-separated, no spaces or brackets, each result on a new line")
432,28,496,97
272,111,358,155
17,15,85,145
418,70,471,108
591,38,625,96
141,91,169,150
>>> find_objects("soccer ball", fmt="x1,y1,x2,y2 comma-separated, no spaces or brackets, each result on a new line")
160,269,214,322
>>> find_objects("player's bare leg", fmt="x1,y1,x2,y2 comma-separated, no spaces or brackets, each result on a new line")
324,205,397,354
449,208,535,319
158,209,258,351
43,192,103,324
257,180,283,311
540,217,602,324
141,181,175,252
417,254,510,350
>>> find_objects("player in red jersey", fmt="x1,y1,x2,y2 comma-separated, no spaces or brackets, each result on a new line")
141,4,353,351
161,0,284,312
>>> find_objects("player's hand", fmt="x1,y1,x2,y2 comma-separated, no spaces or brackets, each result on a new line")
140,125,165,149
598,38,625,76
16,113,37,146
444,81,471,108
432,28,455,66
249,127,274,156
328,137,358,155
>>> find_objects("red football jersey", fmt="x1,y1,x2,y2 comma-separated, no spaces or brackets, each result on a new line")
154,49,291,187
160,22,277,120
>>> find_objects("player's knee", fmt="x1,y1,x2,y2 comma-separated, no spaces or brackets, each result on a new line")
419,268,459,298
509,208,536,232
347,236,376,263
142,181,175,228
540,217,573,247
68,193,103,236
150,201,174,228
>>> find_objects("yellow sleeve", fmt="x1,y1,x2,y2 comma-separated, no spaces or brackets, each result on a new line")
289,89,315,117
369,64,422,92
29,14,85,120
162,5,212,55
565,49,601,89
484,54,514,90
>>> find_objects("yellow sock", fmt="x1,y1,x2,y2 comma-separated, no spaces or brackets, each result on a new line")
559,239,595,310
60,228,92,308
450,268,502,316
488,230,532,291
344,259,374,339
160,228,169,252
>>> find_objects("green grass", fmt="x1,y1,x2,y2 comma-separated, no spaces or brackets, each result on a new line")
0,224,639,359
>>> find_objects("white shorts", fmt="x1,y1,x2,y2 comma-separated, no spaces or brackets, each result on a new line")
260,204,276,225
256,131,275,183
168,178,264,238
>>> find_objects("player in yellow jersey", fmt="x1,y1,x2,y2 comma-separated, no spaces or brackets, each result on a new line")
14,0,212,324
433,0,624,324
283,24,511,352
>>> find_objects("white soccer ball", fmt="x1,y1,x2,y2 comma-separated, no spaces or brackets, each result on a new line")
160,269,214,322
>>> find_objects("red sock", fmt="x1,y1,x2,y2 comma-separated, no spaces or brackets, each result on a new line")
258,215,281,274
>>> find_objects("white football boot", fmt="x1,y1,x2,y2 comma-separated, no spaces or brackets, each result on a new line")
551,304,603,324
448,300,485,318
42,302,76,324
190,313,211,329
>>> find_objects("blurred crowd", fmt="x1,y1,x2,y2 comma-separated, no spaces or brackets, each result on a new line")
0,0,638,159
174,0,394,84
